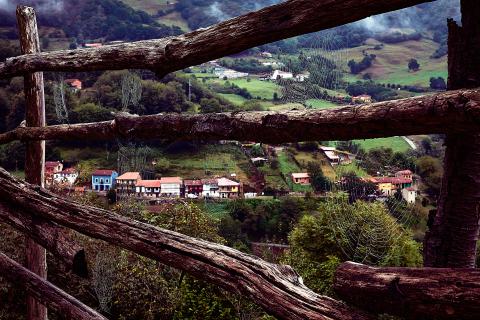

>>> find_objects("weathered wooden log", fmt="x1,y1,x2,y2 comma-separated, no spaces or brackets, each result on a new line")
0,251,106,320
17,6,48,319
0,167,372,320
0,0,431,79
334,262,480,320
423,0,480,267
0,88,479,145
0,203,88,277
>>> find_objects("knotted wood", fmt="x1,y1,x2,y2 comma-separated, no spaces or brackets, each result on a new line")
0,251,106,320
17,6,48,319
0,0,432,79
334,262,480,320
0,88,479,145
0,167,372,320
423,0,480,268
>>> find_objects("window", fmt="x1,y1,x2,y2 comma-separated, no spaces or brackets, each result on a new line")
95,178,98,183
106,179,109,183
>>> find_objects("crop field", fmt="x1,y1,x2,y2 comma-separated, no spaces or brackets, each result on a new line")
353,137,412,153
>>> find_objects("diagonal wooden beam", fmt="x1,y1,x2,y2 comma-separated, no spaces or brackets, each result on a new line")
334,262,480,320
0,0,432,79
0,167,372,320
0,250,106,320
0,88,479,145
0,203,88,278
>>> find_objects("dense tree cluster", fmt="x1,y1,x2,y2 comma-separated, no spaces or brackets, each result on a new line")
348,54,376,74
345,81,397,101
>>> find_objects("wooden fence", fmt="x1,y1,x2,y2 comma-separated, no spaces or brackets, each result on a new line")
0,0,479,319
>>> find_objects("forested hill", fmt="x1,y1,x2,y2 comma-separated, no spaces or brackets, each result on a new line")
0,0,183,42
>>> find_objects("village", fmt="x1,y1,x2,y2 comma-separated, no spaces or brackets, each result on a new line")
44,142,417,204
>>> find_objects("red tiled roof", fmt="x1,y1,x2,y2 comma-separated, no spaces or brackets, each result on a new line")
201,178,218,185
160,177,182,184
371,177,412,184
59,168,77,174
117,172,141,180
93,169,116,176
137,180,161,188
45,161,61,168
184,179,202,186
396,170,413,175
217,177,240,187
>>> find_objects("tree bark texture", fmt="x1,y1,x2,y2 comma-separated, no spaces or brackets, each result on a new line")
0,251,106,320
0,89,480,145
423,0,480,268
0,167,372,320
0,202,88,278
17,6,47,320
334,262,480,320
0,0,432,79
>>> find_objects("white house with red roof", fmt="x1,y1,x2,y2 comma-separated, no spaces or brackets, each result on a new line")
136,180,161,198
160,177,183,197
291,173,311,185
53,167,78,185
92,169,118,192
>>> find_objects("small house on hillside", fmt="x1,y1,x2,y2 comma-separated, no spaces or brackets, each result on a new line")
402,187,417,204
45,161,63,185
370,176,413,196
270,70,293,80
395,170,413,180
320,147,354,165
136,180,161,198
160,177,183,198
352,94,372,104
53,168,78,186
92,169,118,192
116,172,142,195
64,79,82,91
218,177,241,199
291,173,311,185
184,179,203,197
202,179,220,198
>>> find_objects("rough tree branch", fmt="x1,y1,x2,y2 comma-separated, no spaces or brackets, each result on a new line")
0,203,88,277
0,167,372,320
0,0,432,78
0,251,106,320
0,88,479,145
334,262,480,320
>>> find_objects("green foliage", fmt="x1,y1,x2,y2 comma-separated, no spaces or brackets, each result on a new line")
71,103,113,123
348,54,376,74
284,198,422,294
307,161,331,192
416,156,443,196
346,81,397,102
408,58,420,71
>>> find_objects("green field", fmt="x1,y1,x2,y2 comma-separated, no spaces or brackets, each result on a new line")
293,151,336,181
353,137,412,153
306,99,340,109
334,161,369,178
278,151,313,192
341,39,448,87
218,93,248,106
209,78,280,100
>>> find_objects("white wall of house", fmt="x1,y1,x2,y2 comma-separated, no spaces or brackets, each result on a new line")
202,184,220,198
401,189,417,204
160,183,181,197
53,172,78,185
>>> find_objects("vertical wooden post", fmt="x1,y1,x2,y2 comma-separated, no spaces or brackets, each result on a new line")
17,6,48,320
423,0,480,268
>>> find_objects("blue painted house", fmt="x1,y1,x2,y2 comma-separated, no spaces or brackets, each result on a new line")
92,169,118,191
